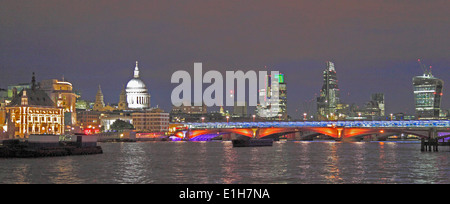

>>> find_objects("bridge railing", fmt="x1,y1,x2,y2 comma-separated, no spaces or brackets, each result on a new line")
184,120,450,129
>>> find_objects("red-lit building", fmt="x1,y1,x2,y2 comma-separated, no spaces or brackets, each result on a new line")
76,110,101,134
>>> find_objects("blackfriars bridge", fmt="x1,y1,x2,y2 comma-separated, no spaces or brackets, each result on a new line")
174,120,450,141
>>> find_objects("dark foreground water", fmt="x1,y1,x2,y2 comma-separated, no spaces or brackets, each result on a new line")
1,141,450,184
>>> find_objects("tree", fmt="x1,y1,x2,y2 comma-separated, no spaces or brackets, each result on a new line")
110,119,134,131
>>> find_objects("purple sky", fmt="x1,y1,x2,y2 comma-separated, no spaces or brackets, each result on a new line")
1,0,449,118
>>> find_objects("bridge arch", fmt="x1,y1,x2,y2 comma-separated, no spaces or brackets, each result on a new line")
176,126,444,141
180,128,255,140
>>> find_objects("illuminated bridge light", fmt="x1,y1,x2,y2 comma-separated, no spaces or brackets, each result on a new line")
184,120,450,129
177,120,450,140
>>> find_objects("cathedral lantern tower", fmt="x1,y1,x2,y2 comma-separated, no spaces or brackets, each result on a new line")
118,85,128,110
93,85,105,111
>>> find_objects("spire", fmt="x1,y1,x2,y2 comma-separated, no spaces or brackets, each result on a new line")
31,72,36,90
118,84,128,110
97,85,102,94
119,84,126,102
134,61,140,78
93,85,105,111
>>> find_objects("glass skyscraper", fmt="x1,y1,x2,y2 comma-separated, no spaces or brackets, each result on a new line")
317,61,340,120
257,73,287,120
413,61,444,119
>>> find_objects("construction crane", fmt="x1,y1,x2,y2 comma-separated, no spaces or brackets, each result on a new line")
417,58,432,77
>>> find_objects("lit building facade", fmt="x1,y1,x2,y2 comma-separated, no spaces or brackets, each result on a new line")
317,61,340,120
0,103,7,139
6,74,64,138
256,73,287,120
413,62,444,119
132,109,169,132
40,79,79,126
76,110,101,128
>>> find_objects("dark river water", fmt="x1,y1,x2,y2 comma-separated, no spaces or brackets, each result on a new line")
1,141,450,184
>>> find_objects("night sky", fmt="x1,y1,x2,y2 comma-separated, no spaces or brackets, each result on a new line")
1,0,449,118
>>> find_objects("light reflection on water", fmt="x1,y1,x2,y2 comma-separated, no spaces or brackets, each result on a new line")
1,141,450,184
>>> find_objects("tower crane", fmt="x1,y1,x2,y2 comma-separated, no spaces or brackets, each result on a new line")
417,59,432,77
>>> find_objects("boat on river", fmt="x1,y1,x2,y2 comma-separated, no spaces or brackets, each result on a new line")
0,134,102,158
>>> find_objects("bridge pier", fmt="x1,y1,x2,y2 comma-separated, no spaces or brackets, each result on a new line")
252,128,259,139
230,133,237,140
184,130,190,141
295,132,301,140
429,128,438,139
371,134,379,141
421,138,439,152
421,128,439,152
222,133,231,141
336,127,344,141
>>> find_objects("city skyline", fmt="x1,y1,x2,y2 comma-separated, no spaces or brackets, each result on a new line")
1,0,449,118
2,1,450,186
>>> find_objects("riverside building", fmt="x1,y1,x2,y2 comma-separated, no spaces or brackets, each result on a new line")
5,73,64,138
132,108,169,132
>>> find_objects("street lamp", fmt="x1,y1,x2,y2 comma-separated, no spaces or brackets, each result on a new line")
252,115,256,122
390,113,393,121
226,116,230,123
303,113,307,121
201,117,205,123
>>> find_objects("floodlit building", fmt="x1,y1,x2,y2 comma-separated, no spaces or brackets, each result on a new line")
126,61,151,109
40,79,79,125
413,60,444,119
256,73,287,120
5,73,64,138
132,108,169,132
76,110,101,131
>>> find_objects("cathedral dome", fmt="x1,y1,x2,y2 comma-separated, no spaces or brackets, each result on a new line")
126,78,147,90
125,61,151,109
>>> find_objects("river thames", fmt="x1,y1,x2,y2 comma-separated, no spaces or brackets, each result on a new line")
1,141,449,184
